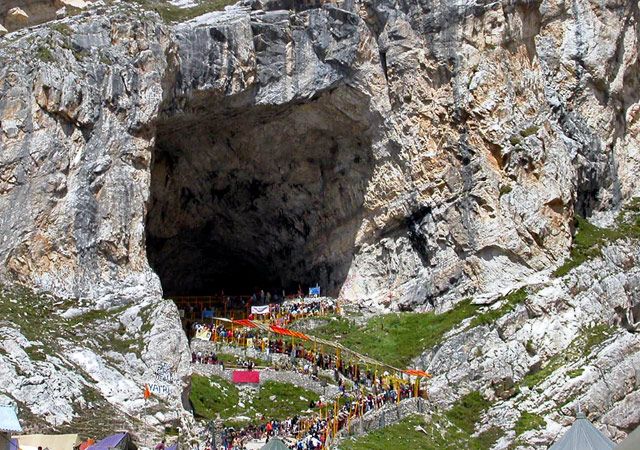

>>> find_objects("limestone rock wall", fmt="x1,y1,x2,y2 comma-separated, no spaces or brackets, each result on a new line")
1,0,639,309
418,236,640,447
341,0,640,310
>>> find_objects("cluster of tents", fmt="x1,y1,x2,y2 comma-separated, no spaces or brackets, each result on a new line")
7,432,145,450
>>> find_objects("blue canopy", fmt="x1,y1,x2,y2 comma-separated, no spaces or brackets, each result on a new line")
0,406,22,434
87,432,128,450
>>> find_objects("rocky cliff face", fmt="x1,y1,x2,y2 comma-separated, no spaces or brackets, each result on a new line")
0,0,639,446
2,0,639,308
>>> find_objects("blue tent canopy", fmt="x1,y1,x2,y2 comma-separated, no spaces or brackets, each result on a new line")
87,432,128,450
0,405,22,434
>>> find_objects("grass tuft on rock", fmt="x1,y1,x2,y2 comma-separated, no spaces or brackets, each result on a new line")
131,0,238,22
445,391,491,435
514,411,545,436
189,374,239,420
470,288,527,328
521,323,613,389
554,198,640,277
252,381,319,421
304,300,477,368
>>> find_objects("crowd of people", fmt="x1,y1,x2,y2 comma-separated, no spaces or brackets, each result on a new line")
190,334,424,449
195,382,419,450
177,289,330,321
187,297,337,343
182,294,425,449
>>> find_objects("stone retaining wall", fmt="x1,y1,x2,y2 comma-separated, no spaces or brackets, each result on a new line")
335,398,430,446
192,364,341,399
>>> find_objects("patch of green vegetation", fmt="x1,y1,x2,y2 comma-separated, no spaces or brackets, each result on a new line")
252,381,318,421
189,374,239,420
525,339,536,355
0,284,64,344
509,135,522,146
71,47,87,61
99,53,112,66
476,426,506,448
51,23,73,36
521,324,614,389
342,393,501,450
36,45,54,62
140,305,154,335
470,288,527,328
106,337,141,355
553,217,615,277
340,415,434,450
23,346,47,361
165,426,179,436
554,198,640,277
567,368,584,378
514,411,545,436
131,0,238,23
520,125,539,137
68,304,130,326
445,391,491,435
306,300,477,368
81,386,104,404
582,323,614,357
499,184,513,196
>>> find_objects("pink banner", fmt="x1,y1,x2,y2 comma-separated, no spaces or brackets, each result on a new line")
232,371,260,384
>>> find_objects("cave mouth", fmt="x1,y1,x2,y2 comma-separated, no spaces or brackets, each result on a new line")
145,87,375,298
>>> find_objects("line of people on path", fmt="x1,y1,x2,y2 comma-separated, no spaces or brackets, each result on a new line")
198,382,418,450
192,341,425,449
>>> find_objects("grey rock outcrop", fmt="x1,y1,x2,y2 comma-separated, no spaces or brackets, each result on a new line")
2,0,639,310
415,237,640,448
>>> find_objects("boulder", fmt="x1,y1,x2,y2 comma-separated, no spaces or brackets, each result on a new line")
58,0,89,10
5,7,29,32
0,24,7,37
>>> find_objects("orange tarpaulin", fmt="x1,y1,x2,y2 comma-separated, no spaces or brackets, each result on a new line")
268,325,309,340
291,330,310,340
233,319,257,328
79,439,95,450
404,369,432,378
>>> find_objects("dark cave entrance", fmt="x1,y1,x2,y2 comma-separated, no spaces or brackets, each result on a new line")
145,87,375,297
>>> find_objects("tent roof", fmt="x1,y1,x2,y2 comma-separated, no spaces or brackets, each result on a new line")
615,425,640,450
549,413,615,450
13,434,80,450
0,406,22,434
260,438,289,450
87,432,127,450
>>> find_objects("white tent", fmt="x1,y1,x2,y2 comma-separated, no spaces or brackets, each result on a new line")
615,426,640,450
549,413,615,450
12,434,81,450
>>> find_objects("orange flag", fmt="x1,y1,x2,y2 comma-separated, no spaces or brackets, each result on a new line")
144,384,151,400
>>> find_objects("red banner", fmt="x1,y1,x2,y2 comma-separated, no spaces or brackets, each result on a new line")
233,319,257,328
232,371,260,384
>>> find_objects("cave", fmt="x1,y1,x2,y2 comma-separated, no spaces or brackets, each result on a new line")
145,87,375,297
